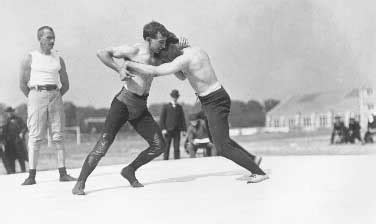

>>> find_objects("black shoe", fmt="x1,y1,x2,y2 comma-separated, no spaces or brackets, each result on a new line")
120,166,144,188
21,177,36,186
72,181,86,195
60,174,77,182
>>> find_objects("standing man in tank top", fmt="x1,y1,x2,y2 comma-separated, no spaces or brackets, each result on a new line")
19,26,77,185
72,21,181,195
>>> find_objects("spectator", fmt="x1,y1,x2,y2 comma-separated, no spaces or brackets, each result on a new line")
347,117,362,144
0,113,10,173
160,89,186,160
4,107,28,173
331,116,347,144
19,26,76,185
184,113,214,158
364,113,376,143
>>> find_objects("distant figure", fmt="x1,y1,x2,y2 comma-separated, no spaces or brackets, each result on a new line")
19,26,76,185
4,107,28,173
330,116,347,144
364,113,376,143
160,89,186,160
347,117,362,144
0,113,10,173
185,113,214,158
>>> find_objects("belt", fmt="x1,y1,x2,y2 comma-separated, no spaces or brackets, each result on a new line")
122,87,149,99
30,85,58,91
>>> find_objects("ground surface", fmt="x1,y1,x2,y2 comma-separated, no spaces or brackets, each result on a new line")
1,154,375,224
2,132,375,174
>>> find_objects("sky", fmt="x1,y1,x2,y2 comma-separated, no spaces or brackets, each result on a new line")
1,0,376,108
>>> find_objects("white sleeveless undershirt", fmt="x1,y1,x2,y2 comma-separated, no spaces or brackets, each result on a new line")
28,50,61,87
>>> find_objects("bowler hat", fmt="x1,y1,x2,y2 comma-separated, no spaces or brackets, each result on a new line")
170,89,180,98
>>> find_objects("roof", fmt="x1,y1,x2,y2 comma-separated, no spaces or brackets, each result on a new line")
268,89,360,117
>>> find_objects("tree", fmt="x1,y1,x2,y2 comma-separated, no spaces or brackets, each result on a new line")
248,100,264,112
0,103,6,113
264,99,280,112
64,102,77,127
16,103,28,121
229,100,265,127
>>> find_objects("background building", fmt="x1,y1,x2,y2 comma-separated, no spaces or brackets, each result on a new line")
266,87,376,132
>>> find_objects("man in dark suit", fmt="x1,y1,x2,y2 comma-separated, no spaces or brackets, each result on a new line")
0,113,10,174
4,107,29,173
160,89,186,160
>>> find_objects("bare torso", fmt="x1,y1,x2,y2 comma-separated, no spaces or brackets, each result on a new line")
124,44,158,95
181,47,220,95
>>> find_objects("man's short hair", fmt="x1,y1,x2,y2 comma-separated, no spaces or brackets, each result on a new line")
37,26,54,40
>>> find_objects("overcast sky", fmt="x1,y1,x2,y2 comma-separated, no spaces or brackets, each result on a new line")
1,0,376,108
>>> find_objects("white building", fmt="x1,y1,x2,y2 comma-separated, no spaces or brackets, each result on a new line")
266,87,376,132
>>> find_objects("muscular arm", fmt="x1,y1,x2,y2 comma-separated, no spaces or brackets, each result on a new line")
154,57,186,80
19,54,31,97
59,57,69,96
97,45,139,73
126,54,190,77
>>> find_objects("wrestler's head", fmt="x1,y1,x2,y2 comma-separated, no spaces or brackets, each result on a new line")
143,21,178,54
158,43,182,63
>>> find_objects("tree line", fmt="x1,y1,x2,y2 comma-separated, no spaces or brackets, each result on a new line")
0,99,279,133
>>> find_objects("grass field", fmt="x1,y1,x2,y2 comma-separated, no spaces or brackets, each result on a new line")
1,131,375,175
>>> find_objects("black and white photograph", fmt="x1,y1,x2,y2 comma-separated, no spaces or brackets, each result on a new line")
0,0,375,223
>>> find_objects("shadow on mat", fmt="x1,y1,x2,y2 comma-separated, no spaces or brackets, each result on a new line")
86,169,248,195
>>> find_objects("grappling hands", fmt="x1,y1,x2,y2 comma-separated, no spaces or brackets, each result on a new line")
118,62,135,81
177,37,190,50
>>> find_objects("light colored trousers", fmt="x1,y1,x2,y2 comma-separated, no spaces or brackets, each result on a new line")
27,89,65,151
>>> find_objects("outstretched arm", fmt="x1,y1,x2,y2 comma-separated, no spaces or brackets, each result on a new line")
154,56,186,80
126,54,190,77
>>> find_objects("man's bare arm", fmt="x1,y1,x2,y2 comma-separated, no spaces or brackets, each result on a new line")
19,54,31,97
96,45,139,73
59,57,69,96
154,57,186,80
126,54,190,77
